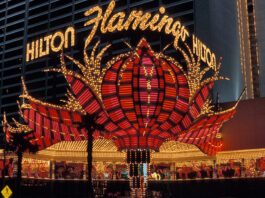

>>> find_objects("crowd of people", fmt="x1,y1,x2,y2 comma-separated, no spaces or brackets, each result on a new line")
151,158,265,180
0,157,264,180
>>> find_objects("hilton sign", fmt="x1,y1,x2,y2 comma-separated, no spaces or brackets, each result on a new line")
26,0,217,70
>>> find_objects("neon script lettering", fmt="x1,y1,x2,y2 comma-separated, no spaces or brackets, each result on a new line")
83,0,190,49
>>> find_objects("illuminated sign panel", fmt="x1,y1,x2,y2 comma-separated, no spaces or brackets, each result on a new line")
26,0,216,70
6,0,241,162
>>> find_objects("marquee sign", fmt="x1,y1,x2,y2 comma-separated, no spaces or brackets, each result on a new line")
26,0,216,70
3,0,242,195
4,0,241,159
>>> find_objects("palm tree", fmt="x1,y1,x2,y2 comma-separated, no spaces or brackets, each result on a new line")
79,114,104,198
6,131,38,198
0,133,6,181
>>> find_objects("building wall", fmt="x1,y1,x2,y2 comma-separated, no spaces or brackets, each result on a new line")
194,0,244,102
221,97,265,151
255,0,265,97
